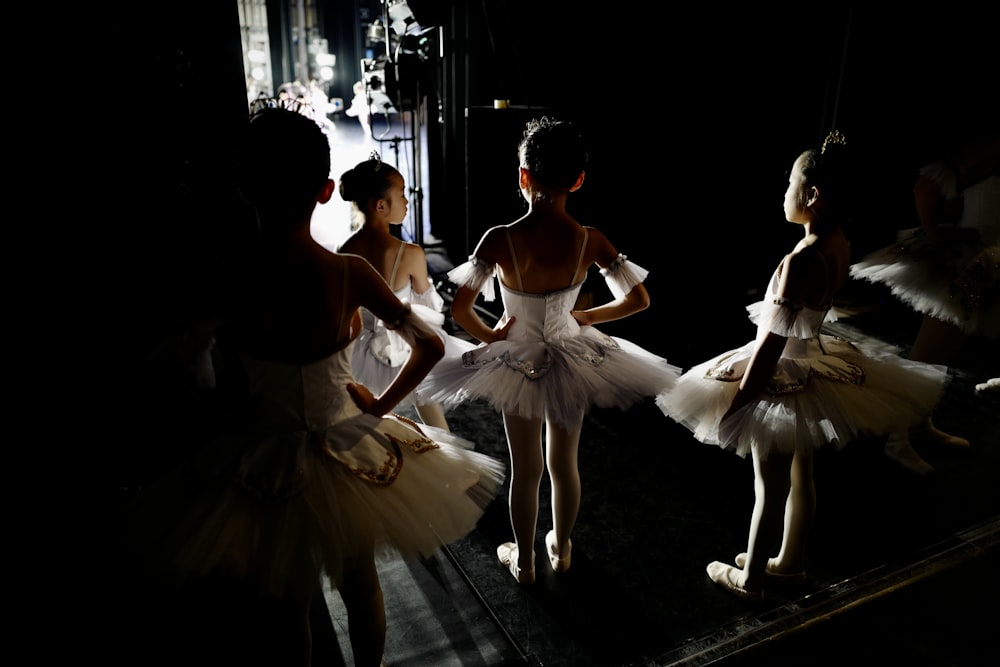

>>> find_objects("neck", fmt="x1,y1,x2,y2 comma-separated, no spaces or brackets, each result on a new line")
805,213,840,238
525,190,570,212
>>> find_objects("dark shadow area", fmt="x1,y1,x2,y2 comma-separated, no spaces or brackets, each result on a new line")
79,2,1000,666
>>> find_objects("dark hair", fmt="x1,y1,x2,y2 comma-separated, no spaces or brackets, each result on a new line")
797,131,853,218
337,157,401,207
518,116,588,188
237,107,331,219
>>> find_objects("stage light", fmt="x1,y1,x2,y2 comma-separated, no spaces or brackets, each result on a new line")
368,20,385,43
386,0,419,36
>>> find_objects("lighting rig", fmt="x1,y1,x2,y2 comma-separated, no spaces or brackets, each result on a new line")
360,1,438,246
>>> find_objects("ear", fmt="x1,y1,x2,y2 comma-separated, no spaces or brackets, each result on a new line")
318,178,335,204
805,186,820,207
519,166,530,189
569,170,585,192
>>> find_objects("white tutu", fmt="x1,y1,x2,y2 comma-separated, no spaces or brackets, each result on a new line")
122,311,505,599
658,266,951,459
850,169,1000,336
424,242,680,429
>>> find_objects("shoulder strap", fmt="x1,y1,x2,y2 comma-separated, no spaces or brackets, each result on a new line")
388,240,406,287
572,228,589,286
504,228,524,291
336,256,351,341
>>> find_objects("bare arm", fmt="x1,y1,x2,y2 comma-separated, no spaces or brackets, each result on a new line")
571,283,649,326
452,285,515,344
450,228,516,344
403,243,434,294
721,252,814,420
571,229,650,326
345,255,444,416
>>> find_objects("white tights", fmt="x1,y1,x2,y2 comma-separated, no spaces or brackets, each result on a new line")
501,411,583,570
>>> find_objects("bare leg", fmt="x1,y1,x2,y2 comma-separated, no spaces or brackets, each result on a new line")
501,412,544,575
907,315,968,448
884,432,935,475
772,445,814,574
743,447,793,591
414,401,450,431
885,314,970,472
545,412,583,562
908,314,967,364
707,445,792,599
337,549,386,667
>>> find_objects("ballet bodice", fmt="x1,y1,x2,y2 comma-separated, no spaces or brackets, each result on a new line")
241,347,360,434
498,281,585,344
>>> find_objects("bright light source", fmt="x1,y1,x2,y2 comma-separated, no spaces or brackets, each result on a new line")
319,66,334,81
316,53,336,67
387,0,419,36
248,49,267,63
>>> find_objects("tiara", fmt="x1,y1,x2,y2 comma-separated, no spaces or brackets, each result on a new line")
249,94,317,121
822,129,847,154
369,150,382,171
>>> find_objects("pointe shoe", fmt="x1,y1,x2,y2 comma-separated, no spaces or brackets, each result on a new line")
884,437,934,475
497,542,535,584
734,552,806,583
545,530,572,573
706,561,764,602
910,418,970,449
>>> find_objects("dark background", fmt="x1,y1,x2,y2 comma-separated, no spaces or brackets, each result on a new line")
43,4,996,663
69,0,997,502
95,1,998,349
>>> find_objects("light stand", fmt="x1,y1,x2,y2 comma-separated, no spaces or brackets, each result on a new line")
374,0,427,247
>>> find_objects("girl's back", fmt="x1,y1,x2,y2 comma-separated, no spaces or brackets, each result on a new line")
237,240,358,365
493,217,618,295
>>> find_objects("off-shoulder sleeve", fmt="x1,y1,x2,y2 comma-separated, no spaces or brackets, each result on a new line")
599,254,649,299
447,256,497,302
384,303,440,345
747,297,836,339
408,282,445,313
374,301,445,367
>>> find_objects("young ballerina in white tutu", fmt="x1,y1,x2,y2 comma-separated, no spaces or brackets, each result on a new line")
850,129,1000,474
337,154,476,431
425,116,681,584
657,131,952,601
122,102,505,666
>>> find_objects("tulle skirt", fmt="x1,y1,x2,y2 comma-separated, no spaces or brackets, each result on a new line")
424,326,682,429
850,228,1000,337
351,324,478,406
120,412,505,599
657,335,950,460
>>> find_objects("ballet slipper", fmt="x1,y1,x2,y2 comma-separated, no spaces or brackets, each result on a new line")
884,436,934,475
734,552,806,583
910,418,970,449
975,377,999,394
497,542,535,585
545,530,572,573
706,561,764,602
